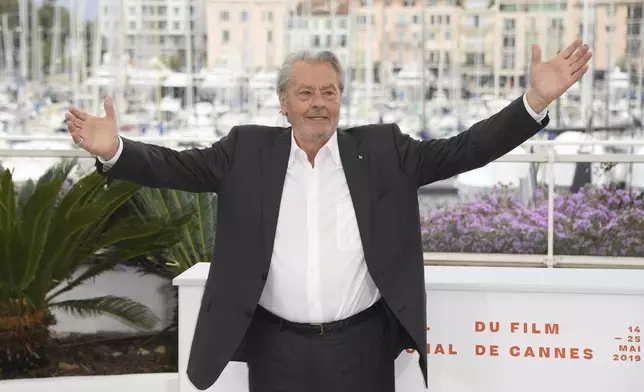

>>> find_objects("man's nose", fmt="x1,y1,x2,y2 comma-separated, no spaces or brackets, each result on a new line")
311,91,324,107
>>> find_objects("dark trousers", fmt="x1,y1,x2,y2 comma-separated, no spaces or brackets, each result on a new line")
246,300,396,392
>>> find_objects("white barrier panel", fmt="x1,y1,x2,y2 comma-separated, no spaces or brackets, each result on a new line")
174,264,644,392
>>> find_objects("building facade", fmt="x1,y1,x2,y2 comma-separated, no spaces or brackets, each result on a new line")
99,0,208,71
200,0,637,94
205,0,287,70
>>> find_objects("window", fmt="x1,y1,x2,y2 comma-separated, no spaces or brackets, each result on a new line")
220,11,229,21
503,36,515,48
627,39,640,54
241,11,248,21
267,30,273,42
628,22,640,35
502,52,515,69
465,52,484,65
628,6,642,19
222,30,230,43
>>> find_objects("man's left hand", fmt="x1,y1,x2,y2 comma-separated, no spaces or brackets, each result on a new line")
526,38,592,113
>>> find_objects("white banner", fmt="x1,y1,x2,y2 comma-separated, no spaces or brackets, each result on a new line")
396,289,644,392
177,266,644,392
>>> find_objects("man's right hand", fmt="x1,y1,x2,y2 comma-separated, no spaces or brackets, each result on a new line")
65,96,120,160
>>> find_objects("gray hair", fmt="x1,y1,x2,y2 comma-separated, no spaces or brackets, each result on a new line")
275,50,345,96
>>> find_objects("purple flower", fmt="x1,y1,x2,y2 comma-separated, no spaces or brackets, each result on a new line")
422,184,644,257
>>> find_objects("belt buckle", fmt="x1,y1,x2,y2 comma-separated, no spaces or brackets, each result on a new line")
310,323,324,336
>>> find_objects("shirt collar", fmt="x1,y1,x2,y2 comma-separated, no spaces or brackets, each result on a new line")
288,129,341,167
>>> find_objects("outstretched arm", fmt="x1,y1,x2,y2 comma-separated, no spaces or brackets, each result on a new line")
96,127,238,194
394,38,591,188
393,94,546,187
66,96,237,193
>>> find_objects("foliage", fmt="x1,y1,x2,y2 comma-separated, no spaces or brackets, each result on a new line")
0,159,191,374
122,188,218,278
110,188,217,350
159,55,184,72
422,184,644,256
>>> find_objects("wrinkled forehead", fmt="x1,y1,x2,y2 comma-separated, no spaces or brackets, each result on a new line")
288,61,340,91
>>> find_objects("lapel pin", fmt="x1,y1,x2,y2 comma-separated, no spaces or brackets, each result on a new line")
357,155,362,159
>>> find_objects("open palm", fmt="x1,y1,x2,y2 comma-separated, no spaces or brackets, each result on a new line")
530,38,592,104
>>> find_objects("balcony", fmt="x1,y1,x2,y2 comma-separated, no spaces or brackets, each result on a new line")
0,135,643,391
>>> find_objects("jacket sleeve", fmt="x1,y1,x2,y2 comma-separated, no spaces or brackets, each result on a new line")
392,96,548,187
95,126,239,193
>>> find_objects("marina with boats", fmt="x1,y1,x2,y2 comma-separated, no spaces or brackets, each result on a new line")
0,0,643,198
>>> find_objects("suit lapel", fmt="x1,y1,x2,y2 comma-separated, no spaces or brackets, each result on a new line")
260,128,291,265
337,130,372,259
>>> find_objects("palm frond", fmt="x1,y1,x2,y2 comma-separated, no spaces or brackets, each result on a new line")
45,213,191,303
16,177,68,291
125,188,217,275
34,158,77,188
0,169,18,289
48,295,160,330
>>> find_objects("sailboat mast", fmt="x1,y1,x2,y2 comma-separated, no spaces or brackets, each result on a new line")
30,0,38,82
92,4,101,114
185,0,194,111
50,2,61,78
70,0,79,105
2,14,12,79
365,0,372,109
420,1,426,131
345,0,353,126
19,0,28,82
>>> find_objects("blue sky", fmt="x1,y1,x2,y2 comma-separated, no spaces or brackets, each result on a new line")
33,0,98,20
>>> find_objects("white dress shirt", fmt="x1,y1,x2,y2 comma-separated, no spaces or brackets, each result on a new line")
257,130,381,323
99,94,547,323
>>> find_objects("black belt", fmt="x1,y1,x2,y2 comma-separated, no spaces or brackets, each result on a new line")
254,299,384,336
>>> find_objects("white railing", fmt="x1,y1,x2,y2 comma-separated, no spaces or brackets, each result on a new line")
2,135,644,269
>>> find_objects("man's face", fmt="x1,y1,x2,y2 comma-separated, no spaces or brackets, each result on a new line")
280,61,341,141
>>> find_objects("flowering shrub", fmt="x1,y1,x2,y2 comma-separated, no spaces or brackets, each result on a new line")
422,185,644,257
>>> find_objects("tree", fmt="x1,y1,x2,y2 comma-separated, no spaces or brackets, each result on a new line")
37,2,71,74
160,54,183,72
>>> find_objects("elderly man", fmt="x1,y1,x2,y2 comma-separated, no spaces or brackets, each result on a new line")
65,40,591,392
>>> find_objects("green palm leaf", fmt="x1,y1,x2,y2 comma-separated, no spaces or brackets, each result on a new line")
48,295,160,330
123,188,217,275
0,159,191,331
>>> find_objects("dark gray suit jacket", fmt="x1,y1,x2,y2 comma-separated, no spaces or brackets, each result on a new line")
97,96,548,390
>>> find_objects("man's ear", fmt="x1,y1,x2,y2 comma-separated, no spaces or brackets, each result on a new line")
279,94,287,116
